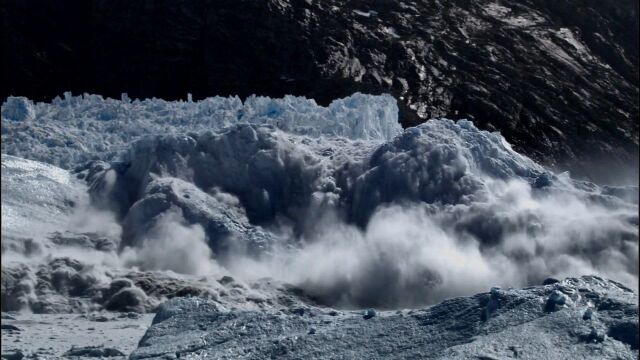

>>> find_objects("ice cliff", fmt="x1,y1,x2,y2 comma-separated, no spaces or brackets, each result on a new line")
1,93,400,169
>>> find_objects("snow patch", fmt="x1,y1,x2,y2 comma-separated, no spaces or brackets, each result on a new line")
353,9,377,17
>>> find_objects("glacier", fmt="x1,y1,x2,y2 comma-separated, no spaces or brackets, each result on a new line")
1,92,638,358
1,92,638,313
1,92,400,169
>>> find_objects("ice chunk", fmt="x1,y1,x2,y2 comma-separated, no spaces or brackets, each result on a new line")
96,125,336,226
121,177,276,258
1,155,88,245
1,96,35,122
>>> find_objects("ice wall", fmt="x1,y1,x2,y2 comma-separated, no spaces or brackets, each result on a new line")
1,93,400,169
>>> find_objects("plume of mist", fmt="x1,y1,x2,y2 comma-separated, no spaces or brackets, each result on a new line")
227,178,638,308
120,208,223,277
3,113,637,312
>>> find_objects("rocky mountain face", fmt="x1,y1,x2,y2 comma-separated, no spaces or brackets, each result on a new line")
1,0,638,183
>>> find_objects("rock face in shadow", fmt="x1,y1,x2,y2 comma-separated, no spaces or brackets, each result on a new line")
130,276,638,359
1,0,638,184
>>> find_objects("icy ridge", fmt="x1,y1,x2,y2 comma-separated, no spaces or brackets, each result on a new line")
1,93,400,169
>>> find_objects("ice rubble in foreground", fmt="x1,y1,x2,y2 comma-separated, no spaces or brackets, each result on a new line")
0,92,638,316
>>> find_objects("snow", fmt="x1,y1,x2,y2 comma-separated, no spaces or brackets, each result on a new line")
1,92,400,169
484,3,546,28
484,3,511,18
353,9,377,17
384,26,400,38
554,27,596,63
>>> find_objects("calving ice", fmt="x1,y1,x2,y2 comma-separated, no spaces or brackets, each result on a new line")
1,93,637,314
2,1,638,357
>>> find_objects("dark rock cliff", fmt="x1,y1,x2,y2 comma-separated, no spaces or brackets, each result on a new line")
1,0,638,184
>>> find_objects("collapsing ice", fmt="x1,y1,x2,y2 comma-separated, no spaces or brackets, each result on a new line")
1,93,638,312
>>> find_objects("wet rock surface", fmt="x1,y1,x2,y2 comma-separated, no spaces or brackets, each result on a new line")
1,0,638,184
130,276,638,359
